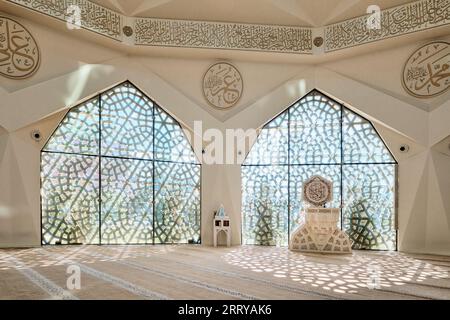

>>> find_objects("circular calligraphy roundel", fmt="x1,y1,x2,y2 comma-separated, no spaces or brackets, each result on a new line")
0,17,40,79
303,175,333,207
202,62,243,110
402,41,450,98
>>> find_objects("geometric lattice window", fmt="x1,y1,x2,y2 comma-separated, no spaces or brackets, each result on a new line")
242,90,397,250
41,81,201,245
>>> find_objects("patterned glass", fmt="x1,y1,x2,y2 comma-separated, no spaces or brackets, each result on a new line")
243,111,289,165
101,83,154,159
342,164,396,250
41,81,200,245
41,153,99,244
154,106,198,163
289,94,341,164
242,90,397,250
343,109,394,163
100,158,153,244
44,97,99,155
154,162,201,243
241,165,289,246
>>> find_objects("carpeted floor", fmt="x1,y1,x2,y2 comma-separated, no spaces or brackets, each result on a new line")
0,245,449,300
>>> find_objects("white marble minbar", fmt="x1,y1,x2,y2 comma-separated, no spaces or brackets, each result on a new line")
290,176,352,254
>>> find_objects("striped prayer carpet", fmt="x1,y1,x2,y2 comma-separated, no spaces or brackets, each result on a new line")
0,245,449,300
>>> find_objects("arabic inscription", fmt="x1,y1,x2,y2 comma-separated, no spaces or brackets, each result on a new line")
7,0,122,40
402,41,450,98
135,18,312,54
0,17,40,79
325,0,450,52
203,62,243,110
303,176,333,207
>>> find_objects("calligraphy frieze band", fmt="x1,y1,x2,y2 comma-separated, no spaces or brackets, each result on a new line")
134,18,313,54
7,0,122,40
6,0,450,54
325,0,450,52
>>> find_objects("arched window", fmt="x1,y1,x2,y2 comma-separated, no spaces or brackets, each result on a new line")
41,81,201,245
242,90,397,250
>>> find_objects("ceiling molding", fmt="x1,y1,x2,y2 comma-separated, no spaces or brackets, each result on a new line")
0,56,224,132
315,67,429,146
130,0,173,16
322,0,360,26
5,0,450,55
263,0,317,27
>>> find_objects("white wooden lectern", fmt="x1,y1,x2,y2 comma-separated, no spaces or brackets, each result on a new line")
213,215,231,247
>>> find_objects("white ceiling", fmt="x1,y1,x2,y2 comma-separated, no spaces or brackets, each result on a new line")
91,0,412,26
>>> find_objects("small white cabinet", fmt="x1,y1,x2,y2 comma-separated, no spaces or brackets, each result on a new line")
213,216,231,247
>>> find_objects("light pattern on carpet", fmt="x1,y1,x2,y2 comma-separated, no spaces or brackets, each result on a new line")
0,246,449,300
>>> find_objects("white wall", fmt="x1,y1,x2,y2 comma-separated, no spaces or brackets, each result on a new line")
0,13,449,254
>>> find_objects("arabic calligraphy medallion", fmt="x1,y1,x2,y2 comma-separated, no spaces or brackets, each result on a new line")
0,17,40,79
303,175,333,207
203,62,243,109
402,41,450,98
